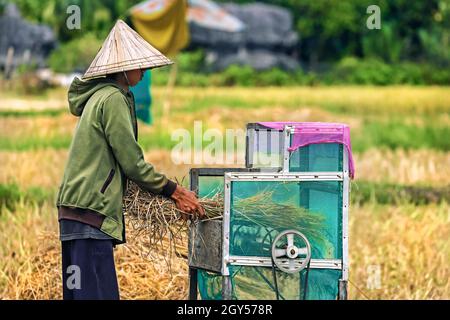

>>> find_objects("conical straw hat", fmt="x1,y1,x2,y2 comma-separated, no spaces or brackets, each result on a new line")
83,19,173,80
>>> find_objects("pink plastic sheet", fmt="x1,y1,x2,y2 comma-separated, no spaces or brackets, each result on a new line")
257,122,355,179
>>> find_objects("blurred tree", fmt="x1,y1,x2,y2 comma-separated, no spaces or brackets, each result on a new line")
6,0,449,71
216,0,447,68
9,0,142,41
417,0,450,67
47,33,103,73
362,22,403,63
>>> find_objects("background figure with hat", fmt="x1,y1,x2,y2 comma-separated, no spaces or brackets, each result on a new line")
55,20,204,300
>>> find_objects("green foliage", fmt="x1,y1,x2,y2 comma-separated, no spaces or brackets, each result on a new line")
11,0,444,85
26,186,53,205
150,67,170,86
328,57,449,85
256,68,293,86
176,49,206,72
331,57,398,85
0,135,72,151
216,0,448,67
1,114,448,153
48,33,103,73
420,64,450,85
152,63,324,87
0,183,21,211
418,27,450,67
362,22,403,63
154,54,450,87
351,181,450,205
0,109,65,117
221,65,256,86
138,129,176,151
12,0,449,70
12,0,143,41
352,120,450,152
15,61,39,75
178,72,212,87
0,183,52,212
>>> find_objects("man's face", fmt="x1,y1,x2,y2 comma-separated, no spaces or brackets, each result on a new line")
126,69,145,87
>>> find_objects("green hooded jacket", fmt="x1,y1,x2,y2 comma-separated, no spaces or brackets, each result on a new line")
56,77,176,243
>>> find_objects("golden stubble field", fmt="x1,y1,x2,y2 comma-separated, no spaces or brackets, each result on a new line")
0,86,449,299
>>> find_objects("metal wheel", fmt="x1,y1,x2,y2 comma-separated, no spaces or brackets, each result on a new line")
271,229,311,274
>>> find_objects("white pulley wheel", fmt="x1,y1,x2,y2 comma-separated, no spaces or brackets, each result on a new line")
271,229,311,274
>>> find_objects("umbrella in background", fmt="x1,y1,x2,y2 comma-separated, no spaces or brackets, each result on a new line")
130,0,189,58
128,0,245,125
130,0,245,53
187,0,245,32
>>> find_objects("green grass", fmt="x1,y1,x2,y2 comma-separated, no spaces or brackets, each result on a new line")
0,135,72,151
351,180,450,205
153,86,450,116
2,119,448,152
177,96,264,113
351,120,450,152
1,180,446,215
1,87,448,152
0,183,55,212
138,130,177,150
0,109,66,118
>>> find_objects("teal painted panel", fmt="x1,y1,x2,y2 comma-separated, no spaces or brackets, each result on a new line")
130,70,152,124
197,176,224,198
197,267,341,300
290,143,343,172
229,181,342,260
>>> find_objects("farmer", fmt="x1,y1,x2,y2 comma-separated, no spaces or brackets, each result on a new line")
55,20,204,300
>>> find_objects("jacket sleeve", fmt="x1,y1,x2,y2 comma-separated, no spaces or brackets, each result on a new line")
101,91,177,197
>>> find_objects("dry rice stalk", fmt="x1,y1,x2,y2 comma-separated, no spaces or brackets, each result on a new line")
123,181,329,266
123,181,223,270
231,191,327,249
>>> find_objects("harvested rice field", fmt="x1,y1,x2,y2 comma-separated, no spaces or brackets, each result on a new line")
0,86,449,299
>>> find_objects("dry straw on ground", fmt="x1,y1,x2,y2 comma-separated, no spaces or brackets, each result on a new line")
1,201,448,300
0,226,189,300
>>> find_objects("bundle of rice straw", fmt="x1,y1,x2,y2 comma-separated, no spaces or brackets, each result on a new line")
123,181,222,268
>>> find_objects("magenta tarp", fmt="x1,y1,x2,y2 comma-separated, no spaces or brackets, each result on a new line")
257,122,355,179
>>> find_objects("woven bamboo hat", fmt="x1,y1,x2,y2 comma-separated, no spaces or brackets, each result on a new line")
82,19,173,80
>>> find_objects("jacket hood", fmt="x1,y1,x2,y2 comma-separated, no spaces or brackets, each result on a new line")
68,77,124,117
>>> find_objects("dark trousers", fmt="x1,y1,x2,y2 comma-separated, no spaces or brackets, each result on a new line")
61,239,120,300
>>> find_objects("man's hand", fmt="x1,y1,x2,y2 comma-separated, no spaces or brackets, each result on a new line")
170,185,205,220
